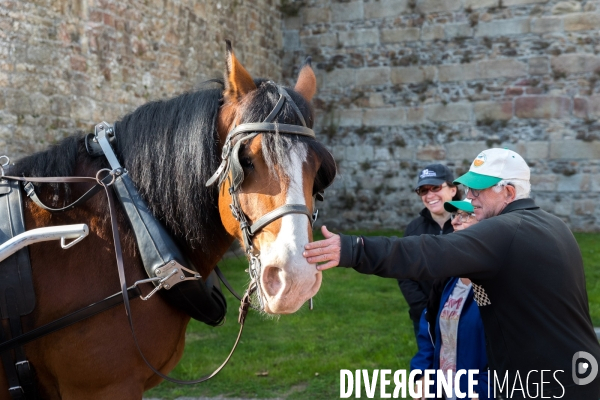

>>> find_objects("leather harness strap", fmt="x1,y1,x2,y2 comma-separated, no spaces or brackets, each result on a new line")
1,173,255,386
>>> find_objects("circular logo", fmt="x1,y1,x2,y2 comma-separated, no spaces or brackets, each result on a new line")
473,153,486,167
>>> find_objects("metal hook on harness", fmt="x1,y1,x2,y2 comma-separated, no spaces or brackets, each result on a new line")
0,155,9,177
95,168,121,186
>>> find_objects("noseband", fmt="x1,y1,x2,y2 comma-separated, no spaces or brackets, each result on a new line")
206,83,319,310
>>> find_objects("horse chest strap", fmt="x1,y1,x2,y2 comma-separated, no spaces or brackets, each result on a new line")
0,178,35,317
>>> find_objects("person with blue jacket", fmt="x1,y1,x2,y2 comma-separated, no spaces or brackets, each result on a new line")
410,199,492,400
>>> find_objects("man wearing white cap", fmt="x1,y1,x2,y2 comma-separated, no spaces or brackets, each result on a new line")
304,148,600,399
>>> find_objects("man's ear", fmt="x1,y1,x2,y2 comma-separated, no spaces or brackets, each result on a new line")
505,184,517,202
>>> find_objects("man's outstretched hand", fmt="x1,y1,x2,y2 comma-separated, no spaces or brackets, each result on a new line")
303,226,342,270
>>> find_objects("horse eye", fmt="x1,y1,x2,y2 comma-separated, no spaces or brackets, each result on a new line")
240,156,254,170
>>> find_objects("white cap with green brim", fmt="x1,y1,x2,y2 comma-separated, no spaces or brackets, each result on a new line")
454,148,530,190
444,199,474,213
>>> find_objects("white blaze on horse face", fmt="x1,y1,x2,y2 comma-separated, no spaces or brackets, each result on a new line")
259,144,322,314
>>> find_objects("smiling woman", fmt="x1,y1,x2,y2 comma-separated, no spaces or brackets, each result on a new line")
399,164,461,338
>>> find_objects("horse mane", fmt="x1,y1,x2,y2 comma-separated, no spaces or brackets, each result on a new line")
12,81,228,256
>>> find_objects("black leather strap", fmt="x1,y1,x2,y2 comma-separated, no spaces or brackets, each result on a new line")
6,289,38,400
0,286,141,354
23,175,111,213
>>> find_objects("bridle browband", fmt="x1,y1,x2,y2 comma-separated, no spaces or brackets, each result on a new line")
206,82,322,310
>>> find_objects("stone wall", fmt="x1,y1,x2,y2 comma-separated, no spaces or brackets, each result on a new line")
282,0,600,232
0,0,282,158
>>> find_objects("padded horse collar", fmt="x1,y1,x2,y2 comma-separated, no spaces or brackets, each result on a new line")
206,83,318,310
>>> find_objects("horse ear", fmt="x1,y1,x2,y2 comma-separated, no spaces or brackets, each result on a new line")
294,57,317,102
224,40,256,102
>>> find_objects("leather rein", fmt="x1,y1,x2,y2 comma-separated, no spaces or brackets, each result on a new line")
0,82,323,385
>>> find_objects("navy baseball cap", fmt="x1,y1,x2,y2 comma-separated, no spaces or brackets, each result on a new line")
415,164,454,189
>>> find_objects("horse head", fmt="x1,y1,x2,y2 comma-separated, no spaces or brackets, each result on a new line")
213,42,336,314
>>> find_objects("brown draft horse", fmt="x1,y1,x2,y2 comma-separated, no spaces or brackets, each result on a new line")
0,44,336,399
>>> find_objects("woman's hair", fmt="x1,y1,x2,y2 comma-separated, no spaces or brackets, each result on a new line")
448,181,462,201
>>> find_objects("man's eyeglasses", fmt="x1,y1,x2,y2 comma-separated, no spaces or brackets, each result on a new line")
451,212,476,224
415,183,447,196
464,187,481,197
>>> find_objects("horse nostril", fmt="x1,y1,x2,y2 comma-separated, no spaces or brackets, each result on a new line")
263,266,283,297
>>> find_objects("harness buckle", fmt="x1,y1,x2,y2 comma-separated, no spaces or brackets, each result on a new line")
229,204,240,221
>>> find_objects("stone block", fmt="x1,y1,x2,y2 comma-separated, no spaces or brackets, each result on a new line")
406,107,425,123
529,57,549,75
337,108,364,127
346,145,374,162
355,67,390,86
364,0,409,19
391,66,436,84
29,93,50,115
363,107,406,126
476,18,530,37
369,93,385,107
473,101,513,121
283,16,302,30
479,59,528,79
284,30,300,50
445,24,472,39
417,146,446,160
318,33,338,47
338,28,379,47
50,96,71,117
322,68,357,88
302,7,331,24
425,103,472,122
554,198,572,216
591,174,600,192
438,63,479,82
557,174,589,192
26,46,55,65
574,97,588,119
421,25,445,41
551,140,600,159
5,90,32,114
70,96,96,121
381,28,421,43
374,147,392,161
416,0,461,13
531,17,564,33
331,2,363,22
465,0,498,9
564,12,600,31
515,96,571,119
524,141,549,159
445,141,488,161
503,0,549,5
552,1,582,14
392,145,415,160
586,95,600,118
530,174,557,191
551,54,600,74
573,199,595,216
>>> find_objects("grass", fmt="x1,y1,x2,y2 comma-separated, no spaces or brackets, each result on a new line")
146,231,600,399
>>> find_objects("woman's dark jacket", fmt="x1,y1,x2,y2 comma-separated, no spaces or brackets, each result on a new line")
399,208,453,323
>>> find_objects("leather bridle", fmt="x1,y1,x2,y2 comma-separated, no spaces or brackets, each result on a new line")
206,82,322,310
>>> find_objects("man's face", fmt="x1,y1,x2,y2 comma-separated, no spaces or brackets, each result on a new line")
466,186,509,221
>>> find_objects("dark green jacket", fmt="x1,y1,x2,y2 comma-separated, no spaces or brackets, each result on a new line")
339,199,600,399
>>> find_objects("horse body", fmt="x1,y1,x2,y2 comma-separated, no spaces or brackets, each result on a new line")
0,44,335,399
